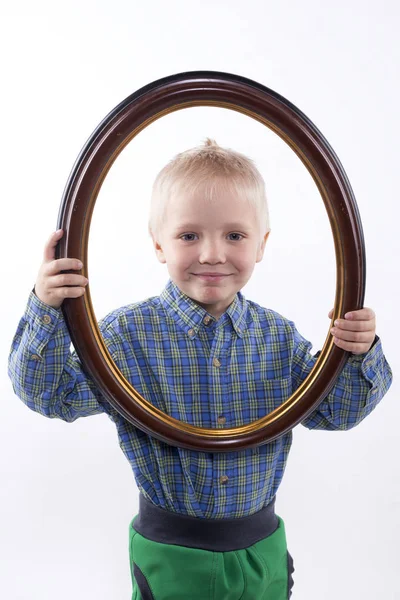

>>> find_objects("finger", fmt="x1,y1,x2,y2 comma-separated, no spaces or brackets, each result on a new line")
328,308,334,319
50,286,87,300
343,307,376,321
49,274,88,288
44,258,83,276
43,230,64,263
330,328,374,343
332,336,371,354
332,317,375,332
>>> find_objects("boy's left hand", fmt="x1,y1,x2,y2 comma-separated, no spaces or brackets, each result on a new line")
328,307,376,355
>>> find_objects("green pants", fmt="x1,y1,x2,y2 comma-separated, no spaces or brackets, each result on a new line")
128,496,294,600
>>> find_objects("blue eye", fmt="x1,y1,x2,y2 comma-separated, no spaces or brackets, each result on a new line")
228,233,243,241
181,233,198,241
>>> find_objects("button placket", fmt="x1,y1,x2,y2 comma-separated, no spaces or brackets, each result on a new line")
208,329,224,438
214,329,234,487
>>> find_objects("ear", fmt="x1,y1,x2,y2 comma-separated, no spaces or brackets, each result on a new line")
256,231,270,263
151,233,166,264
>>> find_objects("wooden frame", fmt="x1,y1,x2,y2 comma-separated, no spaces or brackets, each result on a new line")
56,71,365,452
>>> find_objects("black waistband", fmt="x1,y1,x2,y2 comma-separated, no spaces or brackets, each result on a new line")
132,494,279,552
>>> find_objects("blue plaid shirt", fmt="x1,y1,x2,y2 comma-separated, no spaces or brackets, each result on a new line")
8,279,392,518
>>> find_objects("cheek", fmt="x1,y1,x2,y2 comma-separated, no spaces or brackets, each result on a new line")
234,248,257,270
169,245,195,268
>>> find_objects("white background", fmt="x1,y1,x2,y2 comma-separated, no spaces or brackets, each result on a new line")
1,1,399,598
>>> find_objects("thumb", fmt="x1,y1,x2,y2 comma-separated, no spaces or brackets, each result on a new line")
328,308,334,319
43,229,64,262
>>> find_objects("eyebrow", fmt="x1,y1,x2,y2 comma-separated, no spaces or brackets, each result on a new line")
174,223,250,231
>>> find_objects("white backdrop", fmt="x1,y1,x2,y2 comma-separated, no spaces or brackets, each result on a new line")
1,1,398,599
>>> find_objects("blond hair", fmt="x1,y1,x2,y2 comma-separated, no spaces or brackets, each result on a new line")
149,138,270,239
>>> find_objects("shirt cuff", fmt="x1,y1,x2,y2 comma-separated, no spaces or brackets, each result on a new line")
24,290,66,353
346,335,384,382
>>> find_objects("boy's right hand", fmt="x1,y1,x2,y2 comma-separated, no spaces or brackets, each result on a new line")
34,229,89,309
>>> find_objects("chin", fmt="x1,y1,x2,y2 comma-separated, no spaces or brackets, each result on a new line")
200,292,233,306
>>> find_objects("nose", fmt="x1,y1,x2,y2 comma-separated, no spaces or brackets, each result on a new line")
198,238,226,265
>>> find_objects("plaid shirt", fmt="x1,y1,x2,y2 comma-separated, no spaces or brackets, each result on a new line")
8,279,392,518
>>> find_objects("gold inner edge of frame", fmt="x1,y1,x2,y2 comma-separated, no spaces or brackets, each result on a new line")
81,100,344,439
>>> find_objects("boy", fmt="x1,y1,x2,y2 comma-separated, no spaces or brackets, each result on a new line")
8,139,392,599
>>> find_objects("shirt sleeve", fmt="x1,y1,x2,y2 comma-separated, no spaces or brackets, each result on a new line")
287,323,393,431
7,291,119,423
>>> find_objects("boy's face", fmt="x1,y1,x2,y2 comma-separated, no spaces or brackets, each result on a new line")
152,184,269,319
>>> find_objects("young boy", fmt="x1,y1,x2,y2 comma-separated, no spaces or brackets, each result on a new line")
8,139,392,599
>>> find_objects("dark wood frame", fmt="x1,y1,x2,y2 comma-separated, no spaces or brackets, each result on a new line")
56,71,365,452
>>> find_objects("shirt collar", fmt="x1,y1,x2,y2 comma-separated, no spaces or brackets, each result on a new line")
159,279,247,338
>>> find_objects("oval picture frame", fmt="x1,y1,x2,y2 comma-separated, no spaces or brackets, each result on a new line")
56,71,365,452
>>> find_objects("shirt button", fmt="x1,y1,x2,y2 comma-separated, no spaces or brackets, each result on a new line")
31,354,41,361
219,475,229,484
203,316,212,325
42,315,51,325
217,416,226,425
188,329,195,337
213,357,221,368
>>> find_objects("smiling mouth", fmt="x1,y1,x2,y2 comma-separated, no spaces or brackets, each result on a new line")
193,273,231,281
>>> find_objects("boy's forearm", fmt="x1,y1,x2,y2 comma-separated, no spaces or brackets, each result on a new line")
301,337,393,431
8,291,106,422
